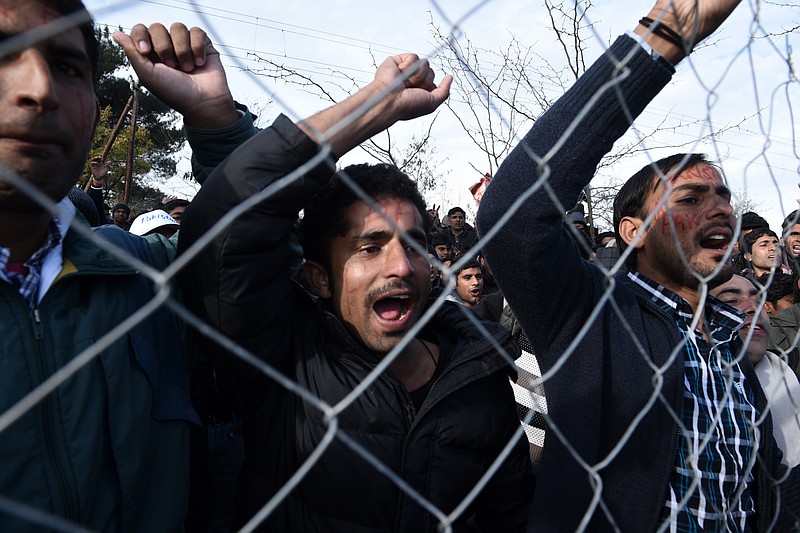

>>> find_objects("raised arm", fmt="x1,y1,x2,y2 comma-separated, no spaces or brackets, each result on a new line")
477,0,741,352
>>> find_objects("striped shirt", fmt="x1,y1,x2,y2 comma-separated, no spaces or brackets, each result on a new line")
0,219,63,309
628,272,758,532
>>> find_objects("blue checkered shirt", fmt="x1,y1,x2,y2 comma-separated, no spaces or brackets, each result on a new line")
628,272,758,532
0,219,63,309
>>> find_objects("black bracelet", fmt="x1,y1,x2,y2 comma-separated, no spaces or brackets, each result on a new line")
639,16,687,52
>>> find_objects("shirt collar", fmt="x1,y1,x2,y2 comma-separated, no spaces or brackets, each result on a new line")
627,270,743,342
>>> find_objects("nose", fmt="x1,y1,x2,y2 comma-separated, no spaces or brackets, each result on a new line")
710,193,733,220
10,49,59,111
384,240,414,279
739,294,758,316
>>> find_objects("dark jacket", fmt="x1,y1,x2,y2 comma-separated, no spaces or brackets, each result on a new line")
478,34,800,532
178,115,533,532
0,213,196,532
447,225,480,256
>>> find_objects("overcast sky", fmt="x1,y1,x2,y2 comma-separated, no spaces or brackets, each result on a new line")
84,0,799,231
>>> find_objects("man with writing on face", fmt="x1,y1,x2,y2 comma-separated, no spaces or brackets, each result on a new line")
478,0,800,529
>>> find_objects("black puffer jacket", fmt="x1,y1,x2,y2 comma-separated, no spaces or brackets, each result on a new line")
178,115,534,532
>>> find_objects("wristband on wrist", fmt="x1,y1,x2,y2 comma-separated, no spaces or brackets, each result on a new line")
639,16,688,52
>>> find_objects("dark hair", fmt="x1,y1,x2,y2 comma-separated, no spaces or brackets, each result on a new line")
46,1,99,86
740,211,769,232
756,272,794,306
447,206,465,217
742,227,778,255
782,210,799,234
301,163,430,271
454,258,481,278
164,198,190,212
613,153,713,268
431,232,452,247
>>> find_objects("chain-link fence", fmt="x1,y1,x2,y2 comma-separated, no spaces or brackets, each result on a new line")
1,0,799,531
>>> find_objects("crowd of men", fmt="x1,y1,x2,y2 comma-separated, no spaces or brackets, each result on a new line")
1,0,799,531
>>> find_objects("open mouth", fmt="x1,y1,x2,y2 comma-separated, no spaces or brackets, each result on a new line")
373,295,411,321
741,321,766,336
699,232,731,250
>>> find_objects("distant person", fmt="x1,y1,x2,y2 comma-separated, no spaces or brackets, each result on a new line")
111,202,131,230
445,206,479,256
783,210,800,272
445,259,484,308
742,227,780,279
732,211,770,273
711,274,800,468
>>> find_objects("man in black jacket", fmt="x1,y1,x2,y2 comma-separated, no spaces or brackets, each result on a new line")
129,24,534,530
478,0,799,531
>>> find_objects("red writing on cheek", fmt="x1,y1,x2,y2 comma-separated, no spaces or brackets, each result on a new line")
653,207,704,231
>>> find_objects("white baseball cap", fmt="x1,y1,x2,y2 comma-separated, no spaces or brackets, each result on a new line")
129,210,179,236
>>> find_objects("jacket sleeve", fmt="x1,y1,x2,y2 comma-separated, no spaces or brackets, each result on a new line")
476,34,674,361
177,114,336,410
185,103,260,185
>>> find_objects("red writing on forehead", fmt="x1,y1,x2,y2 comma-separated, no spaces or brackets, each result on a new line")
671,163,719,184
657,163,720,193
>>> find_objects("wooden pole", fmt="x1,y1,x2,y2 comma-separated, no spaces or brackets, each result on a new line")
83,93,134,192
122,84,139,205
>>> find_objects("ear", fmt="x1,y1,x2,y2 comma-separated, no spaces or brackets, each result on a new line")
618,216,645,249
744,252,752,263
303,260,331,298
764,301,776,315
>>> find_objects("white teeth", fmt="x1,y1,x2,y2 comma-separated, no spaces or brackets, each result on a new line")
709,235,724,240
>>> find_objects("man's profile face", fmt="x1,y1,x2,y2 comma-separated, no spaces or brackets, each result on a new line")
448,211,465,232
168,205,186,223
745,235,778,274
454,267,483,307
783,224,800,260
635,163,734,291
434,243,451,259
710,274,769,364
0,1,98,210
766,293,795,316
327,197,431,354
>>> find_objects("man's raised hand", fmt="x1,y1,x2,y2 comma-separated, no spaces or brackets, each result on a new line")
373,54,452,122
113,23,238,129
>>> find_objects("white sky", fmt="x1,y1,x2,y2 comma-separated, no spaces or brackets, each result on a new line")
84,0,799,231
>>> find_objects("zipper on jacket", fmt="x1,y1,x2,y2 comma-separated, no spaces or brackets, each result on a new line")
31,305,78,520
390,341,506,532
32,308,44,340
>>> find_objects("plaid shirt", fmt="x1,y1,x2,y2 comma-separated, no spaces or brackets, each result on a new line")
0,218,63,309
628,272,758,532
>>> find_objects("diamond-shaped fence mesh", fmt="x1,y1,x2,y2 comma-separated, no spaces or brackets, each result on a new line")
1,0,799,531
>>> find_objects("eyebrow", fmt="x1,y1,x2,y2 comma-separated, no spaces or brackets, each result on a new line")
671,182,732,199
0,29,89,65
352,227,426,244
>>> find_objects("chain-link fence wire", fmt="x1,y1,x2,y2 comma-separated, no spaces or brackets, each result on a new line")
2,0,799,531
